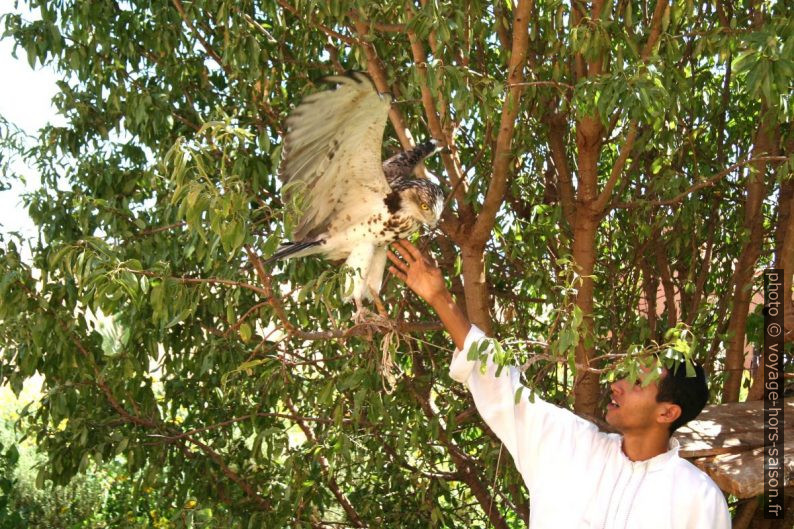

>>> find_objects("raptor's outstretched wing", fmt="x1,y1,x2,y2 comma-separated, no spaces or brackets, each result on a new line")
279,72,391,241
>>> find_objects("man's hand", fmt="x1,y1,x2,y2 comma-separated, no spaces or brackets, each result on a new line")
387,240,448,306
387,240,471,350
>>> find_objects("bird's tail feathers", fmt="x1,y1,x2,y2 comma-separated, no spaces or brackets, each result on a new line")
265,240,324,264
418,138,444,157
404,139,444,164
383,139,446,184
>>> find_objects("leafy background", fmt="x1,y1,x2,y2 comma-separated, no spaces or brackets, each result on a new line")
0,0,792,527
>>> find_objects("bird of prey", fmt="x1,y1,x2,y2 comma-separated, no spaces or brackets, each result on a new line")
268,72,444,313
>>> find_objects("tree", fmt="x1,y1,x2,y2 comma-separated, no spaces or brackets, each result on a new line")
1,0,792,527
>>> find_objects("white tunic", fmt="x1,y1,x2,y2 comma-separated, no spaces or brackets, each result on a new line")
449,326,731,529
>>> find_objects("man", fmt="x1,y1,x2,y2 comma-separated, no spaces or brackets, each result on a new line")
387,240,730,528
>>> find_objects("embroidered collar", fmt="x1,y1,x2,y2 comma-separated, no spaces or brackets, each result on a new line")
613,435,680,472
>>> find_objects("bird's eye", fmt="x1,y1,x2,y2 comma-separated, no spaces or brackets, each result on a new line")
420,203,429,210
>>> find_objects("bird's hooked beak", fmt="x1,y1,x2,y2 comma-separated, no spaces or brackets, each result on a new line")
428,202,445,230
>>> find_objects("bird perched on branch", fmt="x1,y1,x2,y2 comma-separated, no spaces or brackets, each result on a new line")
267,72,445,316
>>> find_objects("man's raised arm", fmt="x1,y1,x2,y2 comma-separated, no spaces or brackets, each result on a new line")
387,239,602,491
387,239,470,349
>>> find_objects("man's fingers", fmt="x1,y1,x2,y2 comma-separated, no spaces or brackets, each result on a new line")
397,239,422,261
393,239,422,262
388,266,407,281
389,241,410,262
386,250,407,271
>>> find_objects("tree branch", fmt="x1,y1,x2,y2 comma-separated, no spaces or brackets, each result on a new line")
593,121,638,212
129,221,186,239
276,0,357,46
403,8,469,217
285,397,367,527
244,245,444,339
588,0,606,76
587,0,668,213
509,80,575,91
404,377,510,529
569,0,587,80
351,20,414,150
223,301,269,337
404,21,444,146
614,155,788,209
171,0,231,77
125,268,270,297
290,320,445,340
183,434,273,510
641,0,670,60
653,241,678,328
471,0,533,245
59,320,160,429
148,412,352,442
545,113,576,227
17,276,274,510
348,10,405,33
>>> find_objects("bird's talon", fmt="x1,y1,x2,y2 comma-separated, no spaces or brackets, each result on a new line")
353,307,372,325
352,301,392,332
353,299,375,325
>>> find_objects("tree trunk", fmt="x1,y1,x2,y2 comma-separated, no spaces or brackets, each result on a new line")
461,244,493,335
722,115,775,402
747,142,792,400
570,115,604,416
733,498,758,529
640,259,659,339
774,137,794,344
571,203,601,415
654,242,678,329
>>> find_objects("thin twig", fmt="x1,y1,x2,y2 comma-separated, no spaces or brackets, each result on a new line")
171,0,231,76
277,0,358,45
614,156,788,209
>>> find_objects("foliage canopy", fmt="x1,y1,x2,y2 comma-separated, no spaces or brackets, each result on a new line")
1,0,792,527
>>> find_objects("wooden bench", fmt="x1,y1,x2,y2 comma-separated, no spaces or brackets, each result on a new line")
675,397,794,498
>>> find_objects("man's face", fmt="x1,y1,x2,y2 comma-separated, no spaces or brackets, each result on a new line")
605,367,668,433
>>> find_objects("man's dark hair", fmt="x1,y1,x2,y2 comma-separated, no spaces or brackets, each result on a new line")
655,361,709,434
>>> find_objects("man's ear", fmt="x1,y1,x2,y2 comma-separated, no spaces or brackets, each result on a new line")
657,403,682,427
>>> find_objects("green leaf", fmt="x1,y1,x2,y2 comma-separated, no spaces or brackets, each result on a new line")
165,307,192,329
466,341,479,360
685,358,696,378
514,386,524,404
572,306,583,329
238,322,252,342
